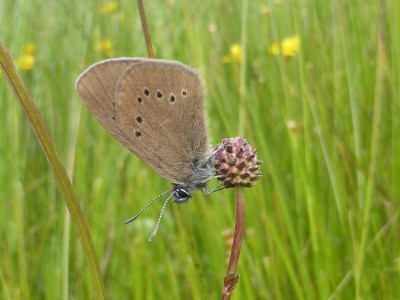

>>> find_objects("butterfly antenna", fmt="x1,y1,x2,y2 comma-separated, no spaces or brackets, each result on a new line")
148,191,175,242
124,188,173,224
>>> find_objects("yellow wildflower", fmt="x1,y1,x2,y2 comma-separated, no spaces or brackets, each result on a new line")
18,54,35,71
95,39,114,57
16,42,37,71
230,44,242,62
268,35,301,57
281,36,300,56
222,43,242,64
100,2,118,15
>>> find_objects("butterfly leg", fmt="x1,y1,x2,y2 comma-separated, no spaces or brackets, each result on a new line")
202,183,225,195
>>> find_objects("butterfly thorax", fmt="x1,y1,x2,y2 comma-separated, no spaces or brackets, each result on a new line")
172,154,215,203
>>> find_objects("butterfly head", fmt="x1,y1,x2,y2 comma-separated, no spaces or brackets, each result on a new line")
172,187,192,203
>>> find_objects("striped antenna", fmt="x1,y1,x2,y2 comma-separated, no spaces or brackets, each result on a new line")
124,188,174,224
148,191,176,242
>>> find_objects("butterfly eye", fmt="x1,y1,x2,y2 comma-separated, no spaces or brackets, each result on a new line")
174,188,191,201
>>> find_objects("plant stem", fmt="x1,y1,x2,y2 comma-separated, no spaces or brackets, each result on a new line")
222,187,245,299
0,40,106,300
137,0,154,58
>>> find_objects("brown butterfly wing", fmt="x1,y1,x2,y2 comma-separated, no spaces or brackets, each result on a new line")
76,57,144,145
114,60,210,185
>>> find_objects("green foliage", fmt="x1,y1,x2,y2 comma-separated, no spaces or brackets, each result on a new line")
1,0,399,299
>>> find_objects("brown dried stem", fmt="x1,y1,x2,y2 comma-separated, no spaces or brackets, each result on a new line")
137,0,154,58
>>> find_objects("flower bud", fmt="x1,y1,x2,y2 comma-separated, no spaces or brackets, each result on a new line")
214,137,262,188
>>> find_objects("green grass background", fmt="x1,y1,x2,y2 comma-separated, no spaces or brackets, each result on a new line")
1,0,399,299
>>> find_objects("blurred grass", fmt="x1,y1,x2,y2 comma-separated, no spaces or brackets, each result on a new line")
1,0,399,299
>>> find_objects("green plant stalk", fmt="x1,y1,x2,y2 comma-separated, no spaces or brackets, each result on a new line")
222,187,245,299
8,105,29,298
238,0,248,136
62,105,81,300
355,13,386,298
0,40,106,299
179,207,207,299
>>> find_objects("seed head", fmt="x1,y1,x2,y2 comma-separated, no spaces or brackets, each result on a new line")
214,137,262,188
